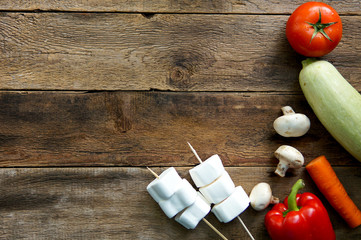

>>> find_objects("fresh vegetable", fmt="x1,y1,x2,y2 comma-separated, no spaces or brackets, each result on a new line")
286,2,342,57
274,145,304,177
249,182,279,211
265,179,335,240
273,106,310,137
306,155,361,228
299,59,361,162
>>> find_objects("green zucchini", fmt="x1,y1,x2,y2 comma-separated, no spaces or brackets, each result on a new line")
299,58,361,162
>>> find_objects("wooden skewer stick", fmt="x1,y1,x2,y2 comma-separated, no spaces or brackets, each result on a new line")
187,143,256,240
202,218,228,240
146,167,228,240
237,216,255,240
147,167,159,178
187,142,203,164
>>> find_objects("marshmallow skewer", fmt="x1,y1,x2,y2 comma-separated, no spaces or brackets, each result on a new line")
187,142,255,240
147,167,228,240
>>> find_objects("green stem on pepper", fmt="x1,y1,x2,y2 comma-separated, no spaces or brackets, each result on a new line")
283,179,305,217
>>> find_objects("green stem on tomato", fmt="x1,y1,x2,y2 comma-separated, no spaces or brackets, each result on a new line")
306,9,337,43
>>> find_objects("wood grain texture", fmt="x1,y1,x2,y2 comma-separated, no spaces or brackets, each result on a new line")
1,1,361,239
0,0,360,14
0,167,360,239
1,91,360,167
1,13,361,91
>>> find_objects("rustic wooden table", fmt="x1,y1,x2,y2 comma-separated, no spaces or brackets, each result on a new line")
1,1,360,239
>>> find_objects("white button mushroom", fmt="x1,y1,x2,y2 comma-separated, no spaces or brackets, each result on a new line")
273,106,310,137
249,182,279,211
274,145,304,177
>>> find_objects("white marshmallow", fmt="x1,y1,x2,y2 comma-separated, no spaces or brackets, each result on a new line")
189,154,225,188
199,171,235,204
175,193,211,229
211,186,250,223
159,179,198,218
146,167,182,202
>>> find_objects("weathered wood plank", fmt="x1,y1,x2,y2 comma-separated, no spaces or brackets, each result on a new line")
0,0,359,15
1,13,360,91
0,167,360,239
1,91,360,167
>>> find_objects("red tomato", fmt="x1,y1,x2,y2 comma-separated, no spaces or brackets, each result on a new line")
286,2,342,57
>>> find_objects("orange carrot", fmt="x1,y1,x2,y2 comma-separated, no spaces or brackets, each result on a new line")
306,155,361,228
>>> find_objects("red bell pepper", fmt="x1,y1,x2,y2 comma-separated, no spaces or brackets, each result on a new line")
265,179,335,240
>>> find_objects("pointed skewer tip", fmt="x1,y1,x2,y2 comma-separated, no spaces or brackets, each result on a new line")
187,142,203,164
147,167,159,178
